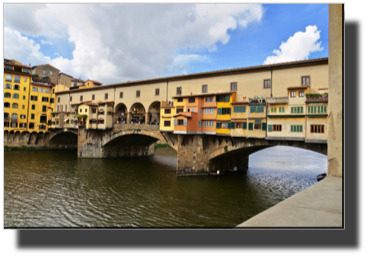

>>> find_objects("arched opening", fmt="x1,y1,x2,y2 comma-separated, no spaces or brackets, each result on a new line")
114,103,128,124
129,103,146,124
147,101,161,126
49,132,77,149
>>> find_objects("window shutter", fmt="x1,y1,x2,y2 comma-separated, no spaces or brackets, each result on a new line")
324,105,327,113
243,122,247,129
248,123,253,130
250,106,255,113
259,106,264,112
218,108,222,115
183,119,187,126
225,95,230,102
268,125,273,132
229,122,234,129
299,125,303,132
191,108,195,112
314,106,316,113
198,121,202,127
216,122,220,129
291,125,293,132
199,109,202,115
174,119,177,126
291,107,294,114
229,108,231,114
262,123,267,131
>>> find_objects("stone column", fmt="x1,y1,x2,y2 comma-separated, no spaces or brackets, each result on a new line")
145,112,150,125
77,127,103,158
328,4,343,177
127,112,131,124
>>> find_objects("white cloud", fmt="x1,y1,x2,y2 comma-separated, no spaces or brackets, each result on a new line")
54,52,59,56
41,39,53,45
263,25,324,65
4,4,264,84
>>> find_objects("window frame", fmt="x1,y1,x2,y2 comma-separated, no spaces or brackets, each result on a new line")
155,89,159,96
290,91,296,98
230,82,237,91
301,75,310,86
202,85,208,93
176,87,182,96
135,91,140,98
263,79,271,89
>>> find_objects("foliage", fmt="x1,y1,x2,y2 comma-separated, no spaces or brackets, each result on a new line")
305,93,328,99
5,146,35,151
155,144,171,149
224,145,228,152
32,74,39,79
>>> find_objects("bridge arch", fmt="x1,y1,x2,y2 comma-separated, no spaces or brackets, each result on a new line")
114,103,128,123
49,130,78,149
129,102,146,124
147,101,161,125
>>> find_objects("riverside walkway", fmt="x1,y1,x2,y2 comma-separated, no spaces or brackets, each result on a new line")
237,176,342,227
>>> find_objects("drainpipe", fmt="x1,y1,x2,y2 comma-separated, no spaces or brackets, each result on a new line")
270,67,273,98
166,79,168,102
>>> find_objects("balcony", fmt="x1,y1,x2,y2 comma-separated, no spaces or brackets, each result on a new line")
4,116,10,121
265,97,288,104
11,117,18,121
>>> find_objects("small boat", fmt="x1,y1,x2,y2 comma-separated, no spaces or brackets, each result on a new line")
317,173,327,181
210,170,225,176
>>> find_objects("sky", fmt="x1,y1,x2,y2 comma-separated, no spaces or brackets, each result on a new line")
3,3,328,85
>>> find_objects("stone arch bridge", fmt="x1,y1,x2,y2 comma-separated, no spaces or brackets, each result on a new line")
5,124,326,176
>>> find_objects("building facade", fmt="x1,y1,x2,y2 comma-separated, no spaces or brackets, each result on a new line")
32,64,60,85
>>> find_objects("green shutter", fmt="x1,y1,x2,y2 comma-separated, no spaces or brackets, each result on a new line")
268,125,273,132
230,122,234,129
243,122,247,129
324,105,327,113
255,119,261,123
291,125,293,132
218,108,222,115
262,123,267,131
299,125,303,132
314,106,316,113
242,106,246,113
250,106,256,113
308,106,311,114
216,122,220,129
248,123,253,130
224,95,230,102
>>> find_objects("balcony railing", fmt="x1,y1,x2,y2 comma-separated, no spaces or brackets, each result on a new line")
11,117,18,121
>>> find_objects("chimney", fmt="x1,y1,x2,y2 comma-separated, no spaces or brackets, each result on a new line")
29,63,31,67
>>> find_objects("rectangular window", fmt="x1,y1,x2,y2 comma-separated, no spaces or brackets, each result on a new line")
42,106,47,112
188,98,195,103
198,121,202,127
20,115,26,119
291,125,303,133
43,70,46,76
202,85,208,93
221,123,228,129
164,121,171,127
136,91,140,98
310,125,325,133
42,97,49,102
5,65,12,70
220,108,231,115
39,88,43,93
302,76,310,86
65,105,67,112
31,96,38,101
58,97,60,103
22,105,25,109
270,106,277,113
235,122,243,129
70,96,72,102
50,98,54,103
177,98,183,102
164,108,171,114
230,82,237,91
105,93,109,100
272,125,282,131
216,95,224,102
279,107,285,113
50,71,53,76
204,108,215,114
176,108,184,114
290,91,296,97
120,92,123,98
204,121,214,127
264,79,271,88
234,106,246,113
80,96,83,102
299,91,304,97
32,105,35,110
254,123,262,130
176,87,182,96
155,89,159,96
32,87,38,92
92,108,96,114
205,96,214,102
291,106,304,114
24,87,26,91
31,114,35,119
92,95,95,100
177,119,184,125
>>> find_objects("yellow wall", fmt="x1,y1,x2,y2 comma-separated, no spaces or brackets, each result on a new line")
267,117,306,138
306,116,328,141
248,119,266,138
4,65,31,132
28,84,54,133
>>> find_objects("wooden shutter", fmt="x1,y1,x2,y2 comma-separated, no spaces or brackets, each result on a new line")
218,108,222,115
243,122,247,129
225,95,230,102
230,122,234,129
183,119,187,126
216,122,220,129
262,123,267,131
324,105,327,113
248,123,253,130
268,125,273,132
250,106,255,113
229,108,231,114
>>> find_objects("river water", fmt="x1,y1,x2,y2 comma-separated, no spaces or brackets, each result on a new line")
4,146,326,227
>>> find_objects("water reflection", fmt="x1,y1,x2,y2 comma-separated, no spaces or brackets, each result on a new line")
4,146,326,227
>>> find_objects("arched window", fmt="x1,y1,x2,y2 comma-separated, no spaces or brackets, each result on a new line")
13,93,19,99
4,113,9,120
4,102,10,108
14,76,21,83
11,113,18,120
14,85,20,90
5,84,12,89
5,75,12,82
4,93,11,98
12,103,18,109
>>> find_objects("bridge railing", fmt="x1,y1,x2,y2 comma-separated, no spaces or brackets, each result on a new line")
113,123,160,131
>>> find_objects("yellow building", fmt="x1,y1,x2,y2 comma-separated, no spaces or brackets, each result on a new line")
78,80,102,89
160,101,175,132
305,95,328,143
28,82,55,133
216,92,236,136
247,98,267,138
4,59,32,132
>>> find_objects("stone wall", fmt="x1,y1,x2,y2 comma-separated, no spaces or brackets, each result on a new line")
59,74,73,88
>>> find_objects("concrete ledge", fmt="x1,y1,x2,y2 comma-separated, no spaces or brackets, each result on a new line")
237,176,342,227
305,139,328,144
266,137,305,141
